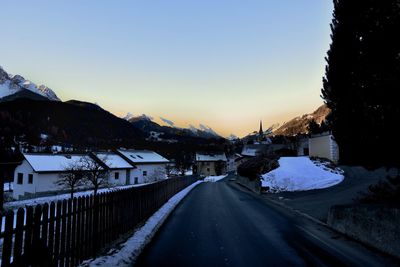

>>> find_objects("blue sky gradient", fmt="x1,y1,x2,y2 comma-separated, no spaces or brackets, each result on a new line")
0,1,333,137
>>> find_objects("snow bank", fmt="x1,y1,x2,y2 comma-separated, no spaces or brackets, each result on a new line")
204,174,228,182
81,181,203,267
261,157,344,192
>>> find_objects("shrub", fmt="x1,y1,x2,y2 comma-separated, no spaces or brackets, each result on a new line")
237,155,279,181
357,175,400,207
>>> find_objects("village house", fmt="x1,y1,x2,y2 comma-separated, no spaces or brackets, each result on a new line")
13,153,95,199
12,152,137,200
115,149,170,183
92,152,136,186
195,152,227,176
309,132,339,163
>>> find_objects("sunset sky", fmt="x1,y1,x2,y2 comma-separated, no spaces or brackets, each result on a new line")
0,1,333,137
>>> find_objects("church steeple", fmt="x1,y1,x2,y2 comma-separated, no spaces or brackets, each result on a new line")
259,120,263,136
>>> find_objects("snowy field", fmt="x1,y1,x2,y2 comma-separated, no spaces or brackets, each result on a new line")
81,181,203,267
261,157,344,193
204,174,228,182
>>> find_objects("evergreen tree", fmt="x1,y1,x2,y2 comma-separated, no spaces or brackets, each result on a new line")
322,0,400,167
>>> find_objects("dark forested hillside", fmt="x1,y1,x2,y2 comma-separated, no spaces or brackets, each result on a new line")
0,99,144,148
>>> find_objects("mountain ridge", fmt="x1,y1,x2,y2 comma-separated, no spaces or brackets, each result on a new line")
273,104,330,136
0,66,60,101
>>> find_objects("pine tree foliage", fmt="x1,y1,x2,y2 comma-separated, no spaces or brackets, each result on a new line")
322,0,400,167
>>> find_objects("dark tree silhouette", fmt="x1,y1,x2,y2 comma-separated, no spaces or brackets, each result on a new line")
307,120,330,135
322,0,400,167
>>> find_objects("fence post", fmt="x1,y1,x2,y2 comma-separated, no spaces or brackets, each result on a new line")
71,198,77,266
1,210,14,267
60,200,67,267
24,206,34,264
92,194,99,257
48,202,56,265
65,199,72,267
13,208,25,265
54,201,62,265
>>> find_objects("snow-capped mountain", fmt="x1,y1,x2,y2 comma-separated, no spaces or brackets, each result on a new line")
0,66,60,101
122,113,154,122
160,116,175,127
121,111,222,139
227,134,239,141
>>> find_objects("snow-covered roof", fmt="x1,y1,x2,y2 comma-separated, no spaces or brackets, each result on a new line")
241,144,269,157
94,152,135,169
117,149,169,164
241,148,258,157
23,153,96,173
195,153,227,162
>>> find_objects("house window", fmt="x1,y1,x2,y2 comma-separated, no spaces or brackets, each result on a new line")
28,174,33,184
134,177,139,184
115,172,119,180
17,173,23,184
143,171,147,176
207,168,210,172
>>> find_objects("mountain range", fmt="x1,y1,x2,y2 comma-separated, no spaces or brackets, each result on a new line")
0,66,60,101
123,114,223,140
0,66,225,153
120,112,222,139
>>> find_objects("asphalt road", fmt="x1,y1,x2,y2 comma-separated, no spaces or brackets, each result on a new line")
134,174,398,267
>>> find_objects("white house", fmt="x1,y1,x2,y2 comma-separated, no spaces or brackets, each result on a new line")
92,152,136,186
195,153,227,176
13,152,139,200
13,153,97,199
116,149,170,183
309,132,339,163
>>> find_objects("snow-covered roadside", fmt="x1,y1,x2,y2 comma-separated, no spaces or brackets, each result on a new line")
81,180,203,267
204,174,228,182
261,157,344,193
4,182,154,211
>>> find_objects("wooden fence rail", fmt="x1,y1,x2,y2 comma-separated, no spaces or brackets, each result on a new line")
0,176,198,267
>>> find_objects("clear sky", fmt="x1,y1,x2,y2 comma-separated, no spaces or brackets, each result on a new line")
0,1,333,137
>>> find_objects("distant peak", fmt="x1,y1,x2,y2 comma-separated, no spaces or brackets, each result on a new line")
0,66,61,101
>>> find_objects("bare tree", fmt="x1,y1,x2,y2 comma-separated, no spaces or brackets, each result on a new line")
81,155,109,196
165,164,173,178
149,166,166,182
56,161,85,199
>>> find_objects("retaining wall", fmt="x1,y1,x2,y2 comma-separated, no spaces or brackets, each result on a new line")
328,204,400,258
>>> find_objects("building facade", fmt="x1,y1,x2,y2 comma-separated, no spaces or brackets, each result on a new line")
309,133,339,163
195,153,227,176
13,152,137,200
116,149,170,183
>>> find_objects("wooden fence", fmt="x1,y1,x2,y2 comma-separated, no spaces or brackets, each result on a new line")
0,176,198,267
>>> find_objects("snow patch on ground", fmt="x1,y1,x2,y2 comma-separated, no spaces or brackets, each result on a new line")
261,157,344,192
81,181,203,267
204,174,228,182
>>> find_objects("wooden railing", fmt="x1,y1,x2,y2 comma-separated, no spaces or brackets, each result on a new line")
0,176,198,267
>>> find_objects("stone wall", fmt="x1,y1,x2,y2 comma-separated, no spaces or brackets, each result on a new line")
235,175,261,193
328,204,400,258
